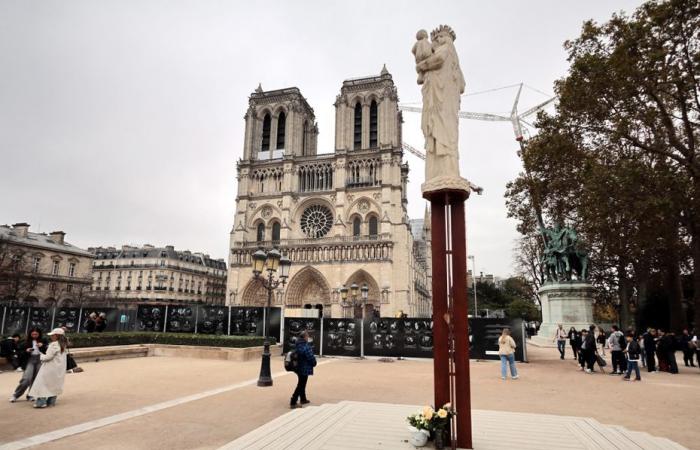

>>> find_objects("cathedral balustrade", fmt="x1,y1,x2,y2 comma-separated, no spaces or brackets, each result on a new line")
346,157,381,188
297,162,334,193
230,234,393,266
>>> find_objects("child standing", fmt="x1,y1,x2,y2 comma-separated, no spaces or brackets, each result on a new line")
412,29,432,84
623,332,641,381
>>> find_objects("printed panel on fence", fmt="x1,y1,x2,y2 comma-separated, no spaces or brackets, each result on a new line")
80,308,119,332
268,307,282,342
398,318,433,358
2,306,29,336
283,318,320,353
137,305,166,332
322,319,362,357
363,318,404,357
229,307,263,336
53,308,81,333
166,306,196,333
468,318,525,362
27,307,52,333
197,306,229,335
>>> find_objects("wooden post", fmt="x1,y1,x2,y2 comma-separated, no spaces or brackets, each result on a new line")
425,189,473,449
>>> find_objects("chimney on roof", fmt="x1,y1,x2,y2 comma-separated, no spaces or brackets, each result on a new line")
49,231,66,245
12,223,30,238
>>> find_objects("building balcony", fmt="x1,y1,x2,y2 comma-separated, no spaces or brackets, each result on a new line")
230,234,393,266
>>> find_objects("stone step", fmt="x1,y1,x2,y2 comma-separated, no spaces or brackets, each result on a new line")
218,402,689,450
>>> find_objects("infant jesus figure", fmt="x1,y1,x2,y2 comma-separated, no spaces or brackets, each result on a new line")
412,29,432,85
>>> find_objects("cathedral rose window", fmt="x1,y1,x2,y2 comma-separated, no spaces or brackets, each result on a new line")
300,205,333,238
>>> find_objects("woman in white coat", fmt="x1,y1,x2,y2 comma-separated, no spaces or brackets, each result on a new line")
29,328,68,408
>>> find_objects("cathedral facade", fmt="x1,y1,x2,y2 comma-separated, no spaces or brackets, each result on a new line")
227,67,431,318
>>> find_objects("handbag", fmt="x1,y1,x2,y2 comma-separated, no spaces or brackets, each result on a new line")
596,354,607,367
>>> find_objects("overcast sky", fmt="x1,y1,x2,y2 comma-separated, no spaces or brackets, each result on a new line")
0,0,644,277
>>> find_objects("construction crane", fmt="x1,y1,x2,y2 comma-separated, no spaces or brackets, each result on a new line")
400,83,555,153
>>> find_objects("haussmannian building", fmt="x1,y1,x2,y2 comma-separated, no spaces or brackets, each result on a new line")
227,67,431,318
0,223,95,307
90,245,227,306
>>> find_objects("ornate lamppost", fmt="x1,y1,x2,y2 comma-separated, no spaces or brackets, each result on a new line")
251,248,291,387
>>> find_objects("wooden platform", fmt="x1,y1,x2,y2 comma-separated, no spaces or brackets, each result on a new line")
220,401,688,450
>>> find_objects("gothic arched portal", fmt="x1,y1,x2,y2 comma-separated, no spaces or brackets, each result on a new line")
285,266,331,308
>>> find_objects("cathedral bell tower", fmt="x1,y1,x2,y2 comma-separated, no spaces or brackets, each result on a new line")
333,64,401,152
242,85,319,161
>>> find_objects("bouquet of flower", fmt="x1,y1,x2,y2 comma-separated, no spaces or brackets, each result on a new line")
406,403,455,433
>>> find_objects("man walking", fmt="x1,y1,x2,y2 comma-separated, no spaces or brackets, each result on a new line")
623,332,642,381
553,324,567,360
681,329,695,367
290,331,316,409
607,325,625,375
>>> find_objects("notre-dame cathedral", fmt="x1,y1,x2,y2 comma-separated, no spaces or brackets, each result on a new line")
227,66,431,318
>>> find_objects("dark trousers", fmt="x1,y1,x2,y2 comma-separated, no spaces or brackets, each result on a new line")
557,340,566,359
683,349,695,366
611,350,624,373
290,373,308,405
667,351,679,374
646,351,656,372
582,349,595,370
570,343,579,360
5,354,21,370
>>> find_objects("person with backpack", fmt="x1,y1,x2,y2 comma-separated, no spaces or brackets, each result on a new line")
622,332,642,381
607,325,626,375
290,331,316,409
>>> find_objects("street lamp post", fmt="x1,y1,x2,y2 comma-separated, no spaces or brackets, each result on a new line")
360,283,368,359
468,255,478,317
251,248,291,387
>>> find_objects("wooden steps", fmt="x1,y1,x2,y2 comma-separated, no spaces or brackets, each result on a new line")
219,401,689,450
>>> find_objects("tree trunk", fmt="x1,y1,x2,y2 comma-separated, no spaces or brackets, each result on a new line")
666,235,686,333
692,233,700,331
633,259,650,329
617,261,632,329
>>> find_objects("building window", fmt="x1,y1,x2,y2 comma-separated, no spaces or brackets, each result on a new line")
67,284,73,293
261,113,271,152
369,216,378,237
160,260,165,267
276,112,286,150
353,103,362,150
353,217,361,237
68,263,76,277
272,222,281,243
256,223,265,242
369,100,378,147
302,120,308,155
52,261,60,275
32,257,40,272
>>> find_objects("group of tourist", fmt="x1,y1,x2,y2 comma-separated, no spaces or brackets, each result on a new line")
553,323,699,380
83,312,108,333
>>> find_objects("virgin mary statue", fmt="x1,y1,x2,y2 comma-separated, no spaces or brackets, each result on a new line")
416,25,469,194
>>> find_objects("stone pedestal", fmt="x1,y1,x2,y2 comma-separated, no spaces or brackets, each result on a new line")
536,282,595,342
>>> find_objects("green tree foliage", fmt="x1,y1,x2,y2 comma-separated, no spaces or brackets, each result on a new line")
507,0,699,331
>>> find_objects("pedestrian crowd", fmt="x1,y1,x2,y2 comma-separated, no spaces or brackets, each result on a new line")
553,323,699,381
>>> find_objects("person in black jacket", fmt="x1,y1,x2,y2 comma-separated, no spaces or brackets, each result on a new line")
1,334,22,371
623,332,641,381
580,327,597,373
643,328,657,372
9,328,48,402
84,313,97,333
290,331,317,409
568,327,579,360
680,329,695,367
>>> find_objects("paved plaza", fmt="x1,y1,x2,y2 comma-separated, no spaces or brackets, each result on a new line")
0,346,697,449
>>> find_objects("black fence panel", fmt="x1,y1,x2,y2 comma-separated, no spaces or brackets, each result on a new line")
322,319,361,357
27,307,52,333
397,318,433,358
3,306,29,336
283,318,320,353
363,318,404,357
53,308,81,333
268,307,282,342
468,318,525,362
229,307,263,336
80,308,119,332
197,305,229,335
166,306,196,333
136,305,166,332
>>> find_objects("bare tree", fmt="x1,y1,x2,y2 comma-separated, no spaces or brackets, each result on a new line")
512,233,545,307
0,237,39,302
